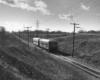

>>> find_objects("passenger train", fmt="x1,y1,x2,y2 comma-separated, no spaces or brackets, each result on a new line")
33,38,58,52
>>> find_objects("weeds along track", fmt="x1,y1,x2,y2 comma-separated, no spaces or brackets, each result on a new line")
72,61,100,79
51,53,100,79
7,46,42,62
0,48,51,80
8,46,29,57
8,46,40,58
0,64,20,80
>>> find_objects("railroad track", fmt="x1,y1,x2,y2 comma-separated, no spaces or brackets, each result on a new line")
15,36,100,79
50,54,100,79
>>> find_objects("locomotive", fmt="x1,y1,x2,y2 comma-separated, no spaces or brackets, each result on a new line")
33,38,58,52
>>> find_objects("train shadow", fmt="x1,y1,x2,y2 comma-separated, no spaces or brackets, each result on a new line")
52,50,71,56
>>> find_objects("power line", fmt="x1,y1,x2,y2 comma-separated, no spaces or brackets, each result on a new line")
44,0,92,24
48,2,100,26
74,2,100,17
44,0,84,24
51,0,97,24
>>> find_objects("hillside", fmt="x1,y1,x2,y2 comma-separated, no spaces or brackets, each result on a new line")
14,30,69,42
0,31,98,80
57,33,100,68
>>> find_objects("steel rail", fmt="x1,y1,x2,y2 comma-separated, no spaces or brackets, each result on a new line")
15,36,100,79
51,54,100,79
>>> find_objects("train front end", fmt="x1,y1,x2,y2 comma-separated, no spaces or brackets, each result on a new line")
49,40,58,52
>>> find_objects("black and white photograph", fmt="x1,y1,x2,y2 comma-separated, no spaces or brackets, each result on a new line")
0,0,100,80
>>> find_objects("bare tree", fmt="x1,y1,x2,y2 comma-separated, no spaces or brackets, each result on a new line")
0,26,6,47
78,29,86,33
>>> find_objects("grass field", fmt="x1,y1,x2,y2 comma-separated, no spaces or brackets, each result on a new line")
0,32,99,80
56,33,100,68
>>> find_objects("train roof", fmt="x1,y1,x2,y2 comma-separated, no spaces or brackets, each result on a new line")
33,37,40,39
33,37,40,40
39,38,56,42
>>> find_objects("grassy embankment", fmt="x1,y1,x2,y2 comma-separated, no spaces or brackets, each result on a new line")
0,32,98,80
57,33,100,68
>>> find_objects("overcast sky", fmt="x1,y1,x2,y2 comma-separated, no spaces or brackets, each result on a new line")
0,0,100,32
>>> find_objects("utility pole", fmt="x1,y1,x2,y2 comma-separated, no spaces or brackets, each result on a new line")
1,27,6,47
46,28,50,39
13,31,15,36
22,31,23,39
36,20,40,37
18,30,21,43
19,30,20,37
70,23,80,57
22,30,24,39
12,31,14,37
24,27,32,48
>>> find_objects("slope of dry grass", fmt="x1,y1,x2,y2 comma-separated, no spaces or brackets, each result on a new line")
57,33,100,67
0,33,99,80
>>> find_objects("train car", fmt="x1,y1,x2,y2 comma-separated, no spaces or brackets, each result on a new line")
39,39,58,52
33,38,40,46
